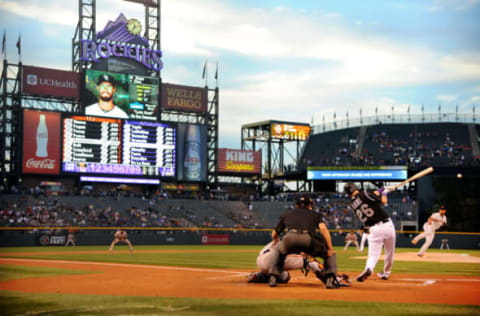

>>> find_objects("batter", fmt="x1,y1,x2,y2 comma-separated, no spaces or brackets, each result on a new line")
344,183,395,281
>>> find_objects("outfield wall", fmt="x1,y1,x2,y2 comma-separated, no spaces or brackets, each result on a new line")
0,229,479,249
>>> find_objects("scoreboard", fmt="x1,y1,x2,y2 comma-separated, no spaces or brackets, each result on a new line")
123,121,175,176
62,116,175,177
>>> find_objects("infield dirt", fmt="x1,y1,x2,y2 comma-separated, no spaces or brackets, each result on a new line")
1,257,479,305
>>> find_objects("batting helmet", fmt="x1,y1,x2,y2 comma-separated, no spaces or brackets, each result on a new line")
296,195,313,209
343,182,358,196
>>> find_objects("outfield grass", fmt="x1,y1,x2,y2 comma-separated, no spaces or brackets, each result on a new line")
0,245,479,315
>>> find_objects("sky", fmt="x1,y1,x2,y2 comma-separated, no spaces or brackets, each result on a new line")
1,0,479,149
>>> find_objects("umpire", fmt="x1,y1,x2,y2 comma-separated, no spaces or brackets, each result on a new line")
268,195,339,288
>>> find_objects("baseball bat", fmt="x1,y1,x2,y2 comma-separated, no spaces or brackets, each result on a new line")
386,167,434,192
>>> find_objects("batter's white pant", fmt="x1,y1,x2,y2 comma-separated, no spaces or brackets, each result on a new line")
360,233,369,252
365,220,396,277
344,240,360,251
413,223,436,255
440,242,450,250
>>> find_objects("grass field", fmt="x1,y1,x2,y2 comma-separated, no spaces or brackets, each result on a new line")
1,245,479,315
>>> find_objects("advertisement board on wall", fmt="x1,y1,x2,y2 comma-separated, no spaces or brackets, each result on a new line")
217,148,261,174
22,110,61,175
161,83,208,113
22,66,80,99
82,69,159,121
271,123,310,141
176,124,207,182
62,116,175,177
307,166,408,180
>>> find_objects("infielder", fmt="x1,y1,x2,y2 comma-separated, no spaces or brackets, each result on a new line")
359,228,369,252
109,229,134,252
344,183,396,281
65,231,75,247
412,205,447,257
344,230,360,251
248,241,350,286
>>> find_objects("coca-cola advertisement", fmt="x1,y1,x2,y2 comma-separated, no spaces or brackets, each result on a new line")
22,65,80,99
22,110,61,174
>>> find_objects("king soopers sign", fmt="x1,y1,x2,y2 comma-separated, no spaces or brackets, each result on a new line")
80,14,163,71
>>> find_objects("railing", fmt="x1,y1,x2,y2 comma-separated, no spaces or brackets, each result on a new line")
313,113,478,134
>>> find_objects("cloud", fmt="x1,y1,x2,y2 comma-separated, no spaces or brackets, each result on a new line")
436,95,458,102
428,0,480,11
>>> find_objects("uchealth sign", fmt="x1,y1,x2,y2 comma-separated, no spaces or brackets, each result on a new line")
22,66,80,99
22,110,61,175
161,83,207,113
217,149,262,174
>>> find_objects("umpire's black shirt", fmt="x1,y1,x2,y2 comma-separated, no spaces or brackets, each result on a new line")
348,189,388,227
275,208,323,235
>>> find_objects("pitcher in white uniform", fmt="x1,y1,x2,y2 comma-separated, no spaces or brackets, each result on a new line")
412,206,447,257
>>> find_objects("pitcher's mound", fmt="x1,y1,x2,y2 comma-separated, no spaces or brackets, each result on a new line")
353,252,480,263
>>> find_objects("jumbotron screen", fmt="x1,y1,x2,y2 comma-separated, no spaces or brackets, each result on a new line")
62,116,175,177
307,166,408,180
82,69,159,121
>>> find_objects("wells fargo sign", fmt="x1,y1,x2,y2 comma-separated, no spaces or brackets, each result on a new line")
217,149,261,174
161,83,207,113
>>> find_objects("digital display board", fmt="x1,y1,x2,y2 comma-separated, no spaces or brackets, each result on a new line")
271,123,310,140
82,70,159,121
62,116,175,177
307,166,408,180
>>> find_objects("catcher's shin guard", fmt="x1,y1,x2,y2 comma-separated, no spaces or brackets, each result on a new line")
324,253,338,275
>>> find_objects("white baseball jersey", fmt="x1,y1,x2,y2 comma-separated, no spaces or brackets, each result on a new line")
85,103,129,119
429,212,447,231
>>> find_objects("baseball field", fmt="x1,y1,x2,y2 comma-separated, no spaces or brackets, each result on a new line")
0,245,479,315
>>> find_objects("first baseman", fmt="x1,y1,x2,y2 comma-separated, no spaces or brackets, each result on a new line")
344,230,360,251
412,205,447,257
109,229,134,252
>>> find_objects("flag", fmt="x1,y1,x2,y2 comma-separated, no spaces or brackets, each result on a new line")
16,33,21,56
202,60,207,79
1,30,5,55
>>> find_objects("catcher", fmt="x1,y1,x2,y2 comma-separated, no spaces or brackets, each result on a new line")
109,229,134,252
247,241,350,286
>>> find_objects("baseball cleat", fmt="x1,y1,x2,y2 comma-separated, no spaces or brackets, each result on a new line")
356,268,372,282
247,272,258,283
418,253,424,258
377,272,389,280
268,275,278,287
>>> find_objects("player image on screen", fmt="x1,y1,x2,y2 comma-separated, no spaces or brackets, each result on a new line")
85,74,128,119
83,70,159,121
